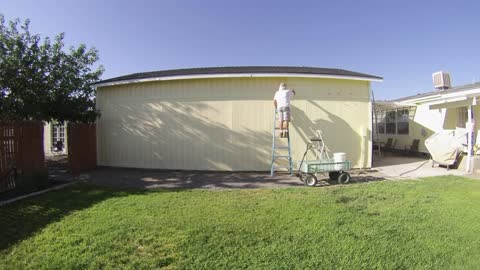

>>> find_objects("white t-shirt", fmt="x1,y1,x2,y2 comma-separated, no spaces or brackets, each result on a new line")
274,89,294,108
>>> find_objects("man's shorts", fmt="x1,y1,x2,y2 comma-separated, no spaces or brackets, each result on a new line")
278,106,290,121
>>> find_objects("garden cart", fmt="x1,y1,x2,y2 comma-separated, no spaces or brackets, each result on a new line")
297,130,352,187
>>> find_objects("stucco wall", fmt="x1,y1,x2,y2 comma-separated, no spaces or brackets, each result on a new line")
96,77,371,170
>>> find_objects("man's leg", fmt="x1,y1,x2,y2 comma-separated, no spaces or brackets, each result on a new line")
283,121,289,137
279,109,285,137
284,108,290,137
278,111,284,137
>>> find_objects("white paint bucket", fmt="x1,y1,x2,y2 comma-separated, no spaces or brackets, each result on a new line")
333,152,346,170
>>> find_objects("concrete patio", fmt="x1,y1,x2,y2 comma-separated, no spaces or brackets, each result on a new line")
373,155,466,179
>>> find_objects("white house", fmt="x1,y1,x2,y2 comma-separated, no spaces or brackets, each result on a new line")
375,72,480,172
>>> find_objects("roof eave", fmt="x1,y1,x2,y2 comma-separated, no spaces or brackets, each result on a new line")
399,87,480,105
93,73,383,88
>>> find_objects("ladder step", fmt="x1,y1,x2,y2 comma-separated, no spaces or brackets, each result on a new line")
274,146,289,148
274,155,290,158
274,166,292,169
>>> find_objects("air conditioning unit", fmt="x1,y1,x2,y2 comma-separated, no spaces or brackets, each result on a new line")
432,71,451,90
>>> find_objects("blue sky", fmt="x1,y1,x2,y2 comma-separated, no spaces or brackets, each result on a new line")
1,0,479,100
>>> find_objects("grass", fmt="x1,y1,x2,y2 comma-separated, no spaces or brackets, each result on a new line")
1,176,480,269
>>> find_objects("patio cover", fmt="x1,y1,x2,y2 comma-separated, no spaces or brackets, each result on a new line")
373,101,415,112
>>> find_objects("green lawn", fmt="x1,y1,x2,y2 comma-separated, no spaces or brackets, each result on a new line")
1,176,480,269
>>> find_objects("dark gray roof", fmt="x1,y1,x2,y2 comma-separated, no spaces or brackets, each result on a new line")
96,66,382,85
393,82,480,102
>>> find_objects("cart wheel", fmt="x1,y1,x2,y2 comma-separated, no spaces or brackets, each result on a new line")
328,172,340,181
337,172,351,184
303,173,318,187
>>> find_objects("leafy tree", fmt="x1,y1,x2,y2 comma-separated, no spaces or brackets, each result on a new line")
0,15,104,123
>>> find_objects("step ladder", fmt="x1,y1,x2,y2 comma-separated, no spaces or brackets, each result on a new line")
270,109,293,176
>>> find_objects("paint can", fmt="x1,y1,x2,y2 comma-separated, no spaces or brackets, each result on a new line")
333,152,346,170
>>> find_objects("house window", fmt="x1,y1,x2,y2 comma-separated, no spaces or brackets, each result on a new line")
375,108,410,135
385,111,396,134
52,123,65,151
397,109,409,134
375,111,386,134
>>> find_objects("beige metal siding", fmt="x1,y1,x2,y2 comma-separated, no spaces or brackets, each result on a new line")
96,77,371,170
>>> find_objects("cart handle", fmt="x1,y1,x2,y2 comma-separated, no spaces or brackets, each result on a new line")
297,143,313,176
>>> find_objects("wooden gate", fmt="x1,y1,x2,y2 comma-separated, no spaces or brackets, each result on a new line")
67,123,96,174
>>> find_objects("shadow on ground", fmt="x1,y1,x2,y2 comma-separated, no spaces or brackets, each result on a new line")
0,184,142,251
89,167,387,190
0,167,386,251
46,154,72,181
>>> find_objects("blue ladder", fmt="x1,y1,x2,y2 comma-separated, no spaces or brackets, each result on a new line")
270,109,293,176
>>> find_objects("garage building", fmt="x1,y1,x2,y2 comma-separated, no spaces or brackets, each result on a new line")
93,66,382,171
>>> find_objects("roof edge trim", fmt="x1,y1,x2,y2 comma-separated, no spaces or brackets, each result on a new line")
93,73,383,88
397,86,480,104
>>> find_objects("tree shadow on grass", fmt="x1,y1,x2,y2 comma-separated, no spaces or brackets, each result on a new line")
0,183,145,251
0,170,387,251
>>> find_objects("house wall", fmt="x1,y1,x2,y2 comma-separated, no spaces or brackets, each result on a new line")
96,77,372,170
378,104,480,153
378,105,445,153
43,122,52,154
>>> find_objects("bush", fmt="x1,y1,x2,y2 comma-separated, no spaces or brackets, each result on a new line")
15,170,50,193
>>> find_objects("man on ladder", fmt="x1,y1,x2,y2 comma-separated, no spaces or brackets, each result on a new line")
273,83,295,137
271,83,296,176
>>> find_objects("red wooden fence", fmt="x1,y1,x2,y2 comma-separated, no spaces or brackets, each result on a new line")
68,123,96,174
0,121,45,192
0,123,18,192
